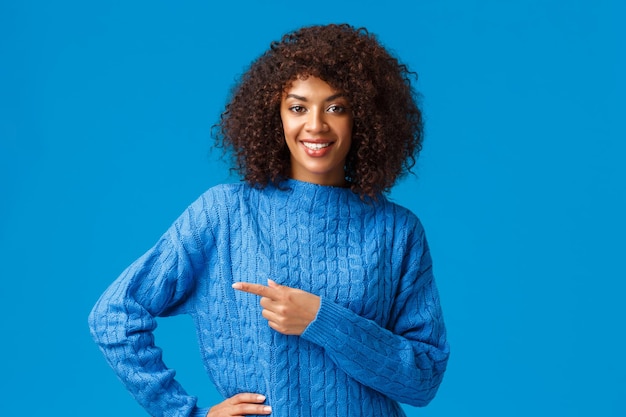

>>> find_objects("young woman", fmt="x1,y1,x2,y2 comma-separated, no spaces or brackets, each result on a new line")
89,23,449,417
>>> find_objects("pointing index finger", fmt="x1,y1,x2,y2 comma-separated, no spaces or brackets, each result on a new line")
232,282,274,298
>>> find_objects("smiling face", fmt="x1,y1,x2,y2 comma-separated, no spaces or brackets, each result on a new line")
280,76,353,186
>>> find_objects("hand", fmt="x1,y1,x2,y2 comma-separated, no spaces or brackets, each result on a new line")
207,393,271,416
232,279,320,335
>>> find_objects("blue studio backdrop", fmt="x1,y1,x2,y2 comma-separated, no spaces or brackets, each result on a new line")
1,1,624,416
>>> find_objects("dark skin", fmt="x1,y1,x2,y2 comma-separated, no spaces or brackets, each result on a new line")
232,279,321,336
207,393,271,417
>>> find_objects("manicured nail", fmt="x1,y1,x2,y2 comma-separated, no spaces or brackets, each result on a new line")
263,406,272,413
232,283,242,289
256,394,266,401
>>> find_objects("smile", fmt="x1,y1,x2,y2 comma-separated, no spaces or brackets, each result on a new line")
302,142,331,150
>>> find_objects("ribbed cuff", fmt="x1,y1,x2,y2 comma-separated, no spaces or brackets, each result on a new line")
190,406,210,417
301,297,353,347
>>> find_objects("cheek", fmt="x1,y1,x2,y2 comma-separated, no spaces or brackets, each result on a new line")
281,122,292,140
279,112,292,137
340,119,353,141
281,119,301,141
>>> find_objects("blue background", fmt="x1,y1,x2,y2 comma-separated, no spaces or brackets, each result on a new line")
1,1,624,415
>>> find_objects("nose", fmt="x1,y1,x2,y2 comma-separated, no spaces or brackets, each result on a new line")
305,108,328,133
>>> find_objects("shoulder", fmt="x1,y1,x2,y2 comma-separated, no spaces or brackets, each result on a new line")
185,181,284,222
375,195,425,234
374,198,435,281
174,183,250,229
189,182,249,211
201,182,248,200
372,196,431,262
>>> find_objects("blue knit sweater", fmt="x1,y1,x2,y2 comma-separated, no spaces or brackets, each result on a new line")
89,179,449,417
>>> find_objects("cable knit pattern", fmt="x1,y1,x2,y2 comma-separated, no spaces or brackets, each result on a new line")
89,179,449,417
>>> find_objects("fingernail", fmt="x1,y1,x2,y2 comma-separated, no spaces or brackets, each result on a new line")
256,394,266,401
232,283,242,289
263,406,272,413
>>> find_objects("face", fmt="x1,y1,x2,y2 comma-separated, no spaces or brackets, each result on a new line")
280,76,353,186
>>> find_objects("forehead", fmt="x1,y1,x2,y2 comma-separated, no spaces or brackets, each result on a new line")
282,76,344,99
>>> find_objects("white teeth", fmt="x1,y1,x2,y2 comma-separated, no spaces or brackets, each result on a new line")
303,142,330,150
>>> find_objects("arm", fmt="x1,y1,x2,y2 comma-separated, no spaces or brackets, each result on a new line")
235,224,449,407
88,197,212,417
301,229,449,406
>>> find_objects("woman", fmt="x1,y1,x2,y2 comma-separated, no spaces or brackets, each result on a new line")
89,23,449,417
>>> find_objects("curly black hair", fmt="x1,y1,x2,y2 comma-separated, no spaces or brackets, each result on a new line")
213,23,423,198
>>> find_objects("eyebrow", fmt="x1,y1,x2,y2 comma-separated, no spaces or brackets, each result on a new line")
285,93,347,102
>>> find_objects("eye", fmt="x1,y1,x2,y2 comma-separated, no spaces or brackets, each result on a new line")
289,105,307,113
327,104,348,114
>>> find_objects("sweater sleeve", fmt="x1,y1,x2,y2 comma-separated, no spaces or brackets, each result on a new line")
300,223,449,407
88,196,213,417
